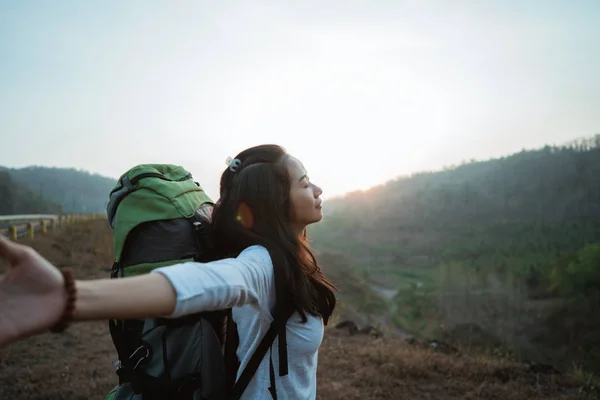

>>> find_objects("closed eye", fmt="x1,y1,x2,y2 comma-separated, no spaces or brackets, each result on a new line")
298,174,310,187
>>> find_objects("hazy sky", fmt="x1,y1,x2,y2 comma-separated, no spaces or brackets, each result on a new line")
1,1,599,200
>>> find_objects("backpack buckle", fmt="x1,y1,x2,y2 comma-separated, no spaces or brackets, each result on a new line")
192,221,204,234
110,262,121,279
193,220,212,261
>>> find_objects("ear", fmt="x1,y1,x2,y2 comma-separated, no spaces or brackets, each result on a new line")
236,202,254,229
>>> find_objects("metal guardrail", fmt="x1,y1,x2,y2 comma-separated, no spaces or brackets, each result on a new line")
0,214,60,222
0,214,104,241
0,215,59,230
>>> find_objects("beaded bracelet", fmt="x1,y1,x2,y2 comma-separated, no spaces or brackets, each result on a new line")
50,268,77,333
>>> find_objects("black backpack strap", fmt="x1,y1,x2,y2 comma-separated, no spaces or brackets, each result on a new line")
108,261,150,387
276,313,289,377
224,309,240,391
109,318,148,384
228,307,294,400
268,348,277,400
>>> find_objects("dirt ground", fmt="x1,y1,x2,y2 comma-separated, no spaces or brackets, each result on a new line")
0,220,117,400
0,220,593,399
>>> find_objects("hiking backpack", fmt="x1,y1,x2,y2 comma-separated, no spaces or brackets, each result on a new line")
103,164,289,400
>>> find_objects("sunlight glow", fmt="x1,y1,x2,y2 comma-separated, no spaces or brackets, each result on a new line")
1,2,599,200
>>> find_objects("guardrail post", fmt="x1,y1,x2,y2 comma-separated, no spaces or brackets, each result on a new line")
0,213,102,241
9,225,17,241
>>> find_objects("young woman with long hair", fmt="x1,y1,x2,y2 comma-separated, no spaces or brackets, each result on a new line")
0,144,337,399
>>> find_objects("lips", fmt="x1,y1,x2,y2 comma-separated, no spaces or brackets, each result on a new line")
316,199,323,208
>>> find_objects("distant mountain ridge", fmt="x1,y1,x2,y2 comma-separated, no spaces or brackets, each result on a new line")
312,134,600,271
0,166,117,215
0,170,59,215
311,134,600,251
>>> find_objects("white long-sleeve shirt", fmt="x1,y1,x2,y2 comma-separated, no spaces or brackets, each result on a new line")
151,245,323,400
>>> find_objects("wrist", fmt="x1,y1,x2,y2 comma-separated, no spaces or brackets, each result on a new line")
50,268,77,333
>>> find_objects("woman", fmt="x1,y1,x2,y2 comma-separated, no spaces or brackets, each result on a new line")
0,144,337,400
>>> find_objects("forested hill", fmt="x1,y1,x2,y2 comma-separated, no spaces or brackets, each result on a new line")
0,166,116,215
0,171,59,215
311,135,600,287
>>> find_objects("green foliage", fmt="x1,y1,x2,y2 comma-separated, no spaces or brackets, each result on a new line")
392,283,438,336
571,364,600,396
550,243,600,301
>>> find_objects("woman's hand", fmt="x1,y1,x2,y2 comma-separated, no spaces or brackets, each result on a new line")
0,236,66,346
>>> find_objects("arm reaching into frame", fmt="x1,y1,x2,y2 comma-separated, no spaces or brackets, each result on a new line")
0,235,273,347
0,236,177,346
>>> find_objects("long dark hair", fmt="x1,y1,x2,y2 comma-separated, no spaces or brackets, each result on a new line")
211,144,337,324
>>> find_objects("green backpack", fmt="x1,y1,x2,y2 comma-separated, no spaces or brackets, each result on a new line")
103,164,289,400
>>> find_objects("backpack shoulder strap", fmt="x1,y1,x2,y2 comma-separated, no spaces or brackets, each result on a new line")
228,307,295,400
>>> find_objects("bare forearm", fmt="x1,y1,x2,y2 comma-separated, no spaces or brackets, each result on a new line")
73,273,177,321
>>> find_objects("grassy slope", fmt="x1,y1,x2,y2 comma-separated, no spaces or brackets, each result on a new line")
0,221,595,399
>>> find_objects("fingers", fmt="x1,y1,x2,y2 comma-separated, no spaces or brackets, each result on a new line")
0,235,27,264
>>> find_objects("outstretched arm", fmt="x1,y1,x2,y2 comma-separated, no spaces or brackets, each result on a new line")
0,236,177,346
75,274,177,321
0,236,272,347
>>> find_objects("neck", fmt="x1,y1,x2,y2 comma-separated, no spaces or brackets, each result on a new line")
293,224,307,237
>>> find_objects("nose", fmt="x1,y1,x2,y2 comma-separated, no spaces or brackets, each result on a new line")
313,184,323,198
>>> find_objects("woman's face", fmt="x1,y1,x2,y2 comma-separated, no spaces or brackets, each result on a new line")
286,155,323,234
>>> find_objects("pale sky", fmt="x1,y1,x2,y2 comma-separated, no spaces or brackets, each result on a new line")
1,1,599,200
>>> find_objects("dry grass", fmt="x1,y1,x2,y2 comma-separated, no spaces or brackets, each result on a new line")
0,220,594,399
318,329,590,399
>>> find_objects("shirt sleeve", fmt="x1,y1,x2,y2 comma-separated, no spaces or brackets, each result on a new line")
150,245,274,318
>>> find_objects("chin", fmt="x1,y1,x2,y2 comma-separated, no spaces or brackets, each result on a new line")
312,210,324,223
299,210,324,229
